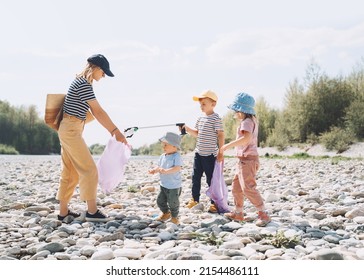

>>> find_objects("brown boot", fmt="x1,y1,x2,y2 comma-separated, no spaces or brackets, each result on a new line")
208,203,218,213
186,198,198,209
170,217,180,225
156,212,171,222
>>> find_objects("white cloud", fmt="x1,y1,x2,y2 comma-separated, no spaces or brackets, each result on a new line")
205,23,364,69
4,40,161,62
110,41,161,61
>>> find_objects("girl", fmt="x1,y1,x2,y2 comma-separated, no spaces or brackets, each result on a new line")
220,92,271,227
57,54,127,223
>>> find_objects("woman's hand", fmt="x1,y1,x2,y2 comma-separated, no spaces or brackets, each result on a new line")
114,130,128,144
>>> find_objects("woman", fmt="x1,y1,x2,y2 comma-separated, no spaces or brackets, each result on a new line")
57,54,127,223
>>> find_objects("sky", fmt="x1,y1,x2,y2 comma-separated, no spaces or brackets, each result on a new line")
1,0,364,148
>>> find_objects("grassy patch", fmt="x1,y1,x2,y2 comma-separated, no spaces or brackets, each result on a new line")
190,232,226,247
260,152,357,161
127,185,139,193
264,231,301,249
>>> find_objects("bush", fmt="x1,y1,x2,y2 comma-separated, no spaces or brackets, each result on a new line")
89,143,105,155
265,130,290,151
319,126,356,153
306,133,320,145
0,144,19,155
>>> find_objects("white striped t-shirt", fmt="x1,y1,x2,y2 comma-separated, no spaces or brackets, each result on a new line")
194,112,223,156
63,77,96,120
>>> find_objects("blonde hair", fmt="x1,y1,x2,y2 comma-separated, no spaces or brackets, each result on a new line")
76,63,97,84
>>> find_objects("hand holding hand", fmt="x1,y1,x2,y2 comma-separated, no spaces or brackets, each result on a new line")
220,144,229,153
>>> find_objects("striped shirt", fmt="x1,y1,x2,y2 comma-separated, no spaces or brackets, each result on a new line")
63,77,96,120
194,112,223,156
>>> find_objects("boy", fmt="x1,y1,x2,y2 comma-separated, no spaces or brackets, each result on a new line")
148,132,183,225
182,90,224,213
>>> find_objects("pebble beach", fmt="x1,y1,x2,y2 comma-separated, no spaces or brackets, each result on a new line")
1,143,364,261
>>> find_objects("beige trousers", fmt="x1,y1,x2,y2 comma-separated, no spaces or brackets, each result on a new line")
56,115,98,203
231,156,265,212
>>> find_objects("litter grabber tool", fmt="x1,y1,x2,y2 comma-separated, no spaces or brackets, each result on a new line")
124,123,186,138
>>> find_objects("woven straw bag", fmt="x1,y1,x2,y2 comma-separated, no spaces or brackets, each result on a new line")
44,94,94,131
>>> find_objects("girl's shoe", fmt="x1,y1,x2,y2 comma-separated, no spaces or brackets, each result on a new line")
256,211,271,227
224,211,244,222
156,212,171,222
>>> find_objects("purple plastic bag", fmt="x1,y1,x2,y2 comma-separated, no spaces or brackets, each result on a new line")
206,161,230,213
97,136,132,194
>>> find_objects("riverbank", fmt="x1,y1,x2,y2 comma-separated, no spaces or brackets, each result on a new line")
0,154,364,260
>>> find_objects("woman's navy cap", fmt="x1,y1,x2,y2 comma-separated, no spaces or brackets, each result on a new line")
87,54,114,77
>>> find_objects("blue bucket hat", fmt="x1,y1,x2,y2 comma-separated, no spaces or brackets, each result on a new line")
159,132,181,148
228,92,256,115
87,54,114,77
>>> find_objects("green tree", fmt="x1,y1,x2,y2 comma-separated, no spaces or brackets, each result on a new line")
345,96,364,139
181,134,196,152
255,97,278,146
222,111,236,144
346,58,364,139
304,77,353,138
0,100,60,154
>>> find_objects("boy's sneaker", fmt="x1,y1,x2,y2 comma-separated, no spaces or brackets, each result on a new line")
156,212,171,222
57,210,80,221
186,198,199,208
256,211,271,227
85,209,112,222
170,217,180,225
208,203,218,213
224,211,244,222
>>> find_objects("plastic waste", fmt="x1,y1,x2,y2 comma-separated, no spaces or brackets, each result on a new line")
96,136,132,193
206,161,230,213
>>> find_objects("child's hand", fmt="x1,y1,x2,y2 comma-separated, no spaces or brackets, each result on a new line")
148,168,158,174
179,124,187,134
217,151,224,162
158,168,166,174
220,144,229,152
